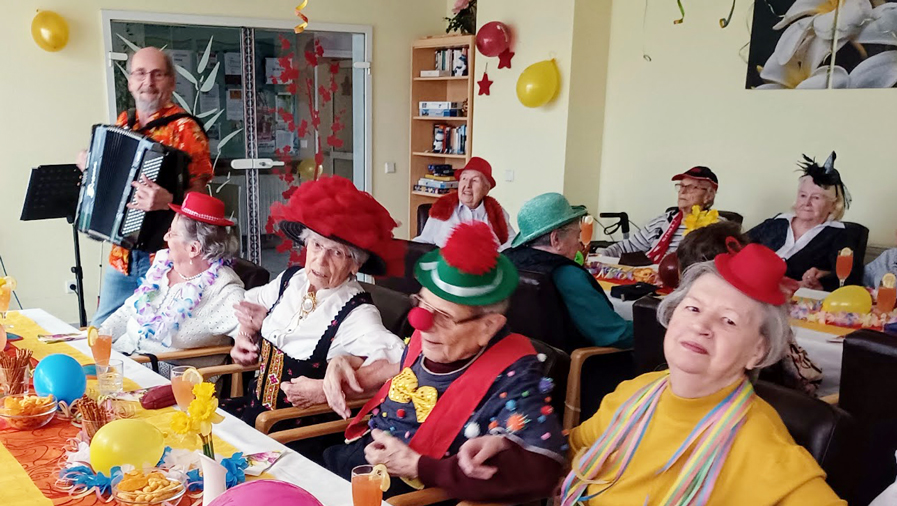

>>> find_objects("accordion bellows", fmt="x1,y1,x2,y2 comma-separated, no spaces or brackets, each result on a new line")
76,125,189,251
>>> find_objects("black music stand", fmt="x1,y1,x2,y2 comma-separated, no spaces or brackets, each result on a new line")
20,164,87,327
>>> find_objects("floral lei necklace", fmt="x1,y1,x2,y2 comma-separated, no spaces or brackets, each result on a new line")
132,249,230,347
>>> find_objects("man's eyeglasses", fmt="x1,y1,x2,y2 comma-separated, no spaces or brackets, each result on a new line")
410,294,484,328
130,70,170,81
675,183,708,194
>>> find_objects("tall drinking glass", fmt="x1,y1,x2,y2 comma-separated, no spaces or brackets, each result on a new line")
352,465,385,506
836,248,853,288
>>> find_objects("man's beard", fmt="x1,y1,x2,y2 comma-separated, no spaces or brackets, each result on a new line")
135,93,164,115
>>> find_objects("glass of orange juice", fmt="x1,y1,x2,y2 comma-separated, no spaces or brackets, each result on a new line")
351,465,389,506
877,273,897,314
87,327,112,366
836,248,853,288
0,276,16,328
170,366,203,410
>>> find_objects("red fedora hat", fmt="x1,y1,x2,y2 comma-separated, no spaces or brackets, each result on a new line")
169,192,234,227
714,240,787,305
454,156,497,188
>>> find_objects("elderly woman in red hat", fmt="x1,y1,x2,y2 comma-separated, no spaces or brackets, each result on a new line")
414,157,516,250
102,192,244,377
463,242,846,505
227,176,405,427
556,243,845,505
605,166,719,263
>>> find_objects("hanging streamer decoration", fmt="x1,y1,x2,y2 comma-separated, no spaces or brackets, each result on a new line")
294,0,309,33
720,0,737,28
674,0,685,24
642,0,652,61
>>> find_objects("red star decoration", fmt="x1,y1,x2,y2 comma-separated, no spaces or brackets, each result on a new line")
497,49,515,69
477,72,493,96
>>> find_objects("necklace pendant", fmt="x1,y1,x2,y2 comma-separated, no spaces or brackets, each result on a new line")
301,295,315,312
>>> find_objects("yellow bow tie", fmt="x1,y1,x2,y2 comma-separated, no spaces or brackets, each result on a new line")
388,367,438,423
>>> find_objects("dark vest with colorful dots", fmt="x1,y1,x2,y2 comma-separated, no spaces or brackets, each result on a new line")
346,329,566,461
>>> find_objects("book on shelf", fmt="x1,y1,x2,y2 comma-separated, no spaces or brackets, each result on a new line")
432,123,467,155
433,48,469,76
413,184,453,195
427,164,455,177
417,177,459,189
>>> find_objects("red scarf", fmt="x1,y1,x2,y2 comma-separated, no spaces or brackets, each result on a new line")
647,211,683,263
429,193,509,245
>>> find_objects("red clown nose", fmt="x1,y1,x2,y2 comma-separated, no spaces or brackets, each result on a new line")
408,307,434,331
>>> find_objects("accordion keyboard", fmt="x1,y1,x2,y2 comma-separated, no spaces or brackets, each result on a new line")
121,156,163,235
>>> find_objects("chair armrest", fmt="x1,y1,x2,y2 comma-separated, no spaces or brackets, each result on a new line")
388,488,452,506
563,346,631,430
197,363,258,380
255,397,371,434
269,418,361,444
820,393,839,405
130,345,234,364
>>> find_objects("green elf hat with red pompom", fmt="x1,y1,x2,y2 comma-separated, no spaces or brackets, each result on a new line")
414,222,519,306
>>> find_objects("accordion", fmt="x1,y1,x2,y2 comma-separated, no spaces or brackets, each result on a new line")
76,125,190,251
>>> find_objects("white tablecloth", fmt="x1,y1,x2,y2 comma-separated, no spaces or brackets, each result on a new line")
605,296,844,397
20,308,372,506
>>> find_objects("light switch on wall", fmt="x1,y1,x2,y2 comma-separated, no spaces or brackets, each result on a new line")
505,170,514,182
385,162,396,174
300,139,309,149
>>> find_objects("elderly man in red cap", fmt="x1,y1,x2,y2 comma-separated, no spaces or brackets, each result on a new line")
605,166,719,263
414,157,516,250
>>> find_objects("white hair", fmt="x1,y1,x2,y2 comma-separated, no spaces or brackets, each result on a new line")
299,228,369,269
656,261,791,370
177,215,239,262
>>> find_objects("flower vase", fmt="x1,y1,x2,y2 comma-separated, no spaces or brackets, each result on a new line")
200,433,215,459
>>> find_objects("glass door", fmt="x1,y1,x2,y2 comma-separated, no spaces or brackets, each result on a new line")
103,12,370,273
250,28,367,274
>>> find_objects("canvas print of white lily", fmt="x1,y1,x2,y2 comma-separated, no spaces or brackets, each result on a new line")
747,0,897,89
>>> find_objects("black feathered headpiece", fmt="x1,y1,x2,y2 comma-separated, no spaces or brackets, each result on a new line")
797,152,851,209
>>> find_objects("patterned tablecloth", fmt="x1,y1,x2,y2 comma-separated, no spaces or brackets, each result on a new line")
0,310,363,506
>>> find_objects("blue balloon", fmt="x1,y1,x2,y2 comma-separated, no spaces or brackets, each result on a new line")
33,354,86,404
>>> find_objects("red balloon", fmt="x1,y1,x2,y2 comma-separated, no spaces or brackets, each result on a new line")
476,22,511,57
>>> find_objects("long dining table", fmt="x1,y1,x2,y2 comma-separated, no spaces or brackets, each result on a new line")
1,309,367,506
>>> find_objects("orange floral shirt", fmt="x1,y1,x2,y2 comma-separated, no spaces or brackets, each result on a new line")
109,103,213,275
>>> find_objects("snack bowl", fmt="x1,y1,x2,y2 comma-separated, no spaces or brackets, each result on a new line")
0,393,58,430
112,469,187,505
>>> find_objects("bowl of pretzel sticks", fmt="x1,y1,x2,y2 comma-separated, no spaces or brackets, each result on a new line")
0,393,58,430
112,469,186,505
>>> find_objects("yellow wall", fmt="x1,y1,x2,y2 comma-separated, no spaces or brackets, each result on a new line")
470,0,576,225
597,1,897,246
0,0,444,323
563,0,613,217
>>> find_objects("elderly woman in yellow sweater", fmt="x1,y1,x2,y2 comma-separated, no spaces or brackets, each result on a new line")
554,242,846,506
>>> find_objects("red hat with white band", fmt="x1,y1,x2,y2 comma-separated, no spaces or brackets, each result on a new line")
169,192,234,227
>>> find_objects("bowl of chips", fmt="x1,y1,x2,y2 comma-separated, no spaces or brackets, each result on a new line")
0,393,57,430
112,469,186,505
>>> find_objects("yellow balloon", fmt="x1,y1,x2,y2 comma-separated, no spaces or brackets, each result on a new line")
31,10,69,52
516,59,560,108
822,285,873,314
297,158,322,180
89,419,165,475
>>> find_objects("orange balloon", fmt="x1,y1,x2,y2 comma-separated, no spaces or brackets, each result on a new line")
31,11,69,52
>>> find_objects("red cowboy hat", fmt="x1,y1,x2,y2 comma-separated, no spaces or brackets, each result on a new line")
714,239,787,305
169,192,234,227
271,176,405,277
454,156,497,188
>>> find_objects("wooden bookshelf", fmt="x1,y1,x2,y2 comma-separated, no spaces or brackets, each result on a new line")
408,34,475,237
